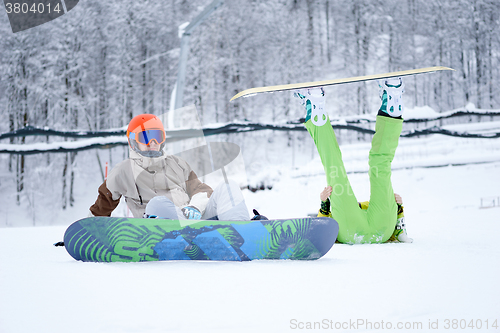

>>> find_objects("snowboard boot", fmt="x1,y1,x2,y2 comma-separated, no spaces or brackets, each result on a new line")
388,204,413,243
293,87,327,126
251,209,269,220
377,77,404,118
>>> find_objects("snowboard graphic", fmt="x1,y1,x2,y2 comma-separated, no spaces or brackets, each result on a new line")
230,66,454,101
63,217,339,262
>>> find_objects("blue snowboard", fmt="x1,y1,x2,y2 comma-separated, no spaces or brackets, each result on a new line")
63,217,339,262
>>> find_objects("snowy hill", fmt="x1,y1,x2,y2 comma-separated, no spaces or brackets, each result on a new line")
1,0,499,331
1,134,499,332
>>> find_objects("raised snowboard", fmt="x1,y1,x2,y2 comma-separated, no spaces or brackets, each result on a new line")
230,66,454,101
63,216,339,262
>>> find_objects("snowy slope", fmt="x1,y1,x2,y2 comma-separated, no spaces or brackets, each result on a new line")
1,159,499,332
1,108,500,332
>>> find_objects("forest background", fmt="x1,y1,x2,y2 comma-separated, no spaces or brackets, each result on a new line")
0,0,499,225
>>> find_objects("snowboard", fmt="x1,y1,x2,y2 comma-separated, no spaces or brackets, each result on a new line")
63,216,339,262
230,66,454,101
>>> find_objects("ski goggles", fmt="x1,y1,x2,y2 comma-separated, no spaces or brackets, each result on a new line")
129,129,166,145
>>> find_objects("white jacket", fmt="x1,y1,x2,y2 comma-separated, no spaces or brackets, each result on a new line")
90,148,213,218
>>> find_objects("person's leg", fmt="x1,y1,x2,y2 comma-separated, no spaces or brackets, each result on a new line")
296,88,368,243
203,180,250,221
304,118,370,243
365,115,403,242
145,196,186,220
365,78,405,242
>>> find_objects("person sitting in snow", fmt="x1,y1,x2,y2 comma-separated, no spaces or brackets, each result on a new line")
294,77,412,244
89,114,252,221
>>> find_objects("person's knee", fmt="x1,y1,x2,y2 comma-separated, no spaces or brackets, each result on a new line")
215,179,240,191
214,180,245,199
145,196,178,219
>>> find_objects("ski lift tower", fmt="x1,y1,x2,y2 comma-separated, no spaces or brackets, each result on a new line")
173,0,224,111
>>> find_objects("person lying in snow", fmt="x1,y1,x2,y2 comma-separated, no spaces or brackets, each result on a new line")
294,77,412,244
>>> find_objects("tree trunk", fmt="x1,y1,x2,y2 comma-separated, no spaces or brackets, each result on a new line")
325,0,331,63
142,41,148,114
69,151,77,207
62,153,68,210
474,2,482,109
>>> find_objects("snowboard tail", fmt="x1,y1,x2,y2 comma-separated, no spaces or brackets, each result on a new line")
230,66,454,101
63,217,339,262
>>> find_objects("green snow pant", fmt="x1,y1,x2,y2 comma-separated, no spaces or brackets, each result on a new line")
306,115,403,243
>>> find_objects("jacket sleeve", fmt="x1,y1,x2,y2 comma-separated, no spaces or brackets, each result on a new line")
89,181,121,217
186,170,213,213
186,170,213,199
397,204,404,218
359,201,369,210
171,155,213,213
171,155,213,199
317,210,332,218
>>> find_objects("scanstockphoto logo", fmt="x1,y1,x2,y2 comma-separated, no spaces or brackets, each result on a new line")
3,0,78,33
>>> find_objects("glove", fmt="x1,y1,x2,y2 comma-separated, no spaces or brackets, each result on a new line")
319,198,331,216
182,206,202,220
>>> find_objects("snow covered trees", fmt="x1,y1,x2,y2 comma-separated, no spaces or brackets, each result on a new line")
0,0,499,221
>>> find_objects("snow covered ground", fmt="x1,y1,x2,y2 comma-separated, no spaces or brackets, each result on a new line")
1,131,499,332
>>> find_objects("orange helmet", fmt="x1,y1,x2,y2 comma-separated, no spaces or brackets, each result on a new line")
126,114,166,157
